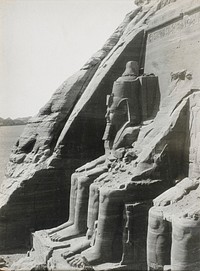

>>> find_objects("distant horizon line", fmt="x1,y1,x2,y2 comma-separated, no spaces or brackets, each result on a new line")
0,115,32,120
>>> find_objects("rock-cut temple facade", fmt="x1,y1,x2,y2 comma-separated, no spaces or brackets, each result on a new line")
0,0,200,270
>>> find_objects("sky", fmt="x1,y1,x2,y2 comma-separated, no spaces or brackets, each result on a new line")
0,0,136,119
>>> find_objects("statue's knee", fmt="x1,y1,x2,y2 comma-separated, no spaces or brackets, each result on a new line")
78,176,90,187
148,207,166,232
71,172,79,186
100,188,115,199
99,188,124,206
89,183,99,197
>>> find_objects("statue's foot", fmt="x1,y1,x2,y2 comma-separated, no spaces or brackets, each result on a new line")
62,249,75,259
62,238,91,259
66,254,93,269
46,220,74,235
66,245,111,268
50,225,85,242
81,246,111,265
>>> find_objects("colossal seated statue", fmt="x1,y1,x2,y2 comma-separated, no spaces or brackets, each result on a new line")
147,178,200,271
54,69,193,270
45,61,142,244
13,65,195,271
147,130,200,271
49,69,193,270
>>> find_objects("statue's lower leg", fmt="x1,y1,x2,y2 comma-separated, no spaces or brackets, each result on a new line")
48,163,108,240
48,172,78,236
66,188,124,267
51,167,108,242
62,183,100,259
147,207,171,271
87,183,100,239
51,176,91,241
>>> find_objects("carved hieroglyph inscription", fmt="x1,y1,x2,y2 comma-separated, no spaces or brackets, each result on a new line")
147,11,200,44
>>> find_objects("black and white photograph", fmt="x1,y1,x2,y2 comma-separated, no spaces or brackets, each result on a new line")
0,0,200,270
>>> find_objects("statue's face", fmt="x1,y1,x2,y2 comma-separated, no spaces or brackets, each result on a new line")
103,94,128,142
106,95,128,124
105,100,125,125
105,108,114,123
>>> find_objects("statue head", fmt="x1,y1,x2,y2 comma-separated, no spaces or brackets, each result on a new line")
122,61,139,78
103,61,140,153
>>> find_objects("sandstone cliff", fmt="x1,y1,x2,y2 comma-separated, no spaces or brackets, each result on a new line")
0,0,200,255
0,0,147,251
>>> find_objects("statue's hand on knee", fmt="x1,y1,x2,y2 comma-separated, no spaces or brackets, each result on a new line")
153,178,199,206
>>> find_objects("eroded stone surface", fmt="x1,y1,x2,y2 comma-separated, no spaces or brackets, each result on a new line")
13,65,197,271
146,91,200,270
0,0,160,252
0,3,145,252
146,95,200,271
147,179,200,271
1,0,200,270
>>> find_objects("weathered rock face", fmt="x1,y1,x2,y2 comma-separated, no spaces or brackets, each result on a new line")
0,3,145,251
146,92,200,271
1,1,200,270
147,178,200,271
24,66,193,271
0,0,156,251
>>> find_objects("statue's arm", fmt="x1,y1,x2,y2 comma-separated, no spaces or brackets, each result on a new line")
153,177,199,206
75,154,106,173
